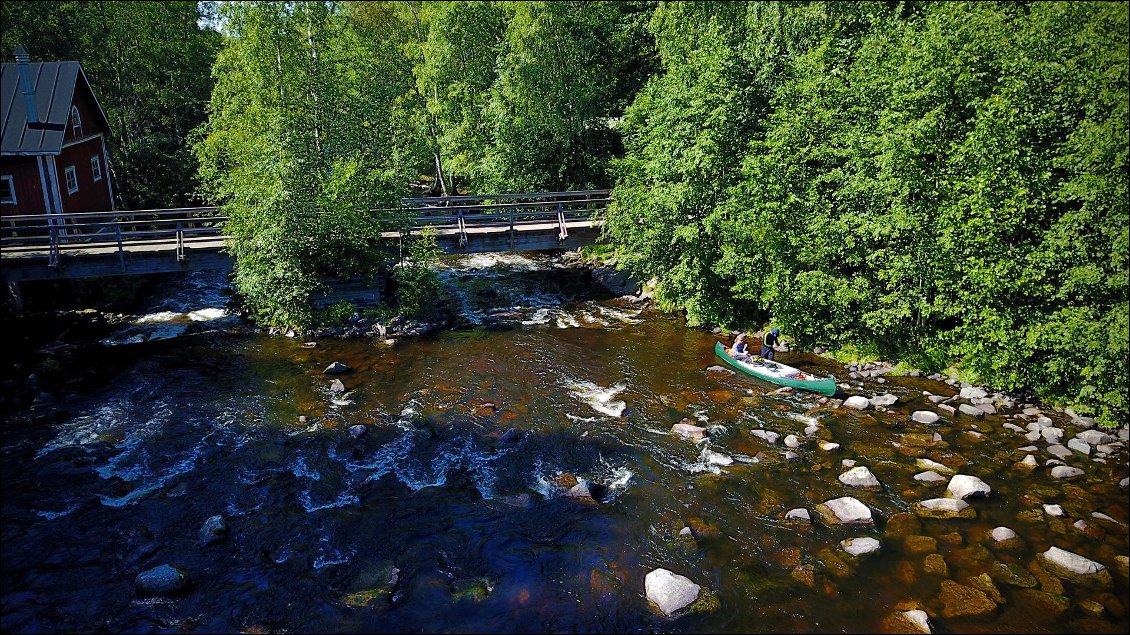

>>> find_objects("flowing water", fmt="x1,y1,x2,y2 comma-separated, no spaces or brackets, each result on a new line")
2,253,1127,633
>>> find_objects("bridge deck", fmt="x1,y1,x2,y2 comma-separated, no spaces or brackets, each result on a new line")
1,191,608,282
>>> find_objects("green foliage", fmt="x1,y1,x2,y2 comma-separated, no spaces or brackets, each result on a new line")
194,2,419,328
1,1,221,209
608,1,1128,427
395,227,443,318
317,300,357,327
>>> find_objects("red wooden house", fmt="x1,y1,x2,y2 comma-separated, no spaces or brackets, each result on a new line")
1,45,115,221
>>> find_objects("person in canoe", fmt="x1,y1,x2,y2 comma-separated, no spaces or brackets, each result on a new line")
760,327,783,361
730,333,753,362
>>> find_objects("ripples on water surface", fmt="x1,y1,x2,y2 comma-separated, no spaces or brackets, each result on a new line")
2,252,1127,633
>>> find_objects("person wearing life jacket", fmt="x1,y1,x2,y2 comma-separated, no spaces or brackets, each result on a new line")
761,327,782,361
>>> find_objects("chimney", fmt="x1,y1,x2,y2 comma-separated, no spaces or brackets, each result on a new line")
14,45,40,124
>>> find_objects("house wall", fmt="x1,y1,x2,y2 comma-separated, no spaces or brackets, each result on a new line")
54,136,112,212
1,156,49,215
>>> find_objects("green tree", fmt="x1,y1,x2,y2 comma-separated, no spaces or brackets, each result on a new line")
193,1,419,327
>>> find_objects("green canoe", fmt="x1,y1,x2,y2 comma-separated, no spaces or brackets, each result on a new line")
714,341,837,396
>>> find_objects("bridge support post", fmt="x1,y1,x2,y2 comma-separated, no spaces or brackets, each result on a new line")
116,225,126,272
6,281,23,311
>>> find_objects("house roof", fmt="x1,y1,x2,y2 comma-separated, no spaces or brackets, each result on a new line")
1,60,111,156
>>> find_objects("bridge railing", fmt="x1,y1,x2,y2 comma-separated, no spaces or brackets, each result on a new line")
1,190,610,267
1,207,227,267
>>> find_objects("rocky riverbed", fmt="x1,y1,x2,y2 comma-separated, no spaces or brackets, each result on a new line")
1,252,1126,633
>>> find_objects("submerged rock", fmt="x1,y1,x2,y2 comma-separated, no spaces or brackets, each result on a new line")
937,579,997,618
750,429,780,444
841,536,881,557
1038,546,1113,588
644,568,701,616
913,471,948,484
198,515,227,547
880,609,932,634
915,458,954,474
871,394,899,407
913,498,976,519
135,564,191,596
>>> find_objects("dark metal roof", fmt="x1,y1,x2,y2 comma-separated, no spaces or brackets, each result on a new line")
1,61,110,155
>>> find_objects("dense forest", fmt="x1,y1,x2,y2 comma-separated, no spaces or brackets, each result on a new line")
2,1,1126,427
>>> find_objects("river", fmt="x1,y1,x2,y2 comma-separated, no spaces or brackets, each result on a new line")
2,252,1127,633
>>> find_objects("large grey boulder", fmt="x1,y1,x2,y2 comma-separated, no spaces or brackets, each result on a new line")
838,466,881,489
135,564,191,596
330,379,346,393
958,404,985,418
815,497,874,525
198,515,227,547
1077,430,1113,446
1038,546,1113,589
843,396,871,410
645,568,701,616
1067,438,1091,456
912,411,940,424
1046,444,1073,460
945,474,991,500
323,361,350,375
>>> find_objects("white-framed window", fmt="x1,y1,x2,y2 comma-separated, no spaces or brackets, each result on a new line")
91,154,102,182
71,105,83,137
65,165,78,194
1,175,16,204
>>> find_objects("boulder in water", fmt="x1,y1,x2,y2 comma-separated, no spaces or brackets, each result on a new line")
841,536,881,557
1038,546,1113,589
944,474,991,500
348,425,367,439
644,568,701,616
838,466,881,489
911,411,940,424
324,361,350,375
913,498,976,519
843,396,871,410
1050,465,1084,480
330,379,346,393
671,421,707,441
816,497,874,525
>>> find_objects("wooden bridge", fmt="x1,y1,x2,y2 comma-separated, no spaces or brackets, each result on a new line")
0,190,608,284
